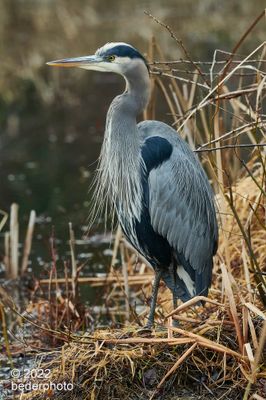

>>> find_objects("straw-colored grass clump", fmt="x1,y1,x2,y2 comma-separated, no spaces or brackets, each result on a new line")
18,167,265,400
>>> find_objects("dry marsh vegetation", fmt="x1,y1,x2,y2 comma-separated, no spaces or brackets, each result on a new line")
0,10,266,400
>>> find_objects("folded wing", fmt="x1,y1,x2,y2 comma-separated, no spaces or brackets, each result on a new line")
139,123,218,298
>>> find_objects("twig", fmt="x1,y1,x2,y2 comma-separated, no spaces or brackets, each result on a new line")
195,143,266,153
243,321,266,399
120,242,130,322
244,302,266,320
157,342,197,388
176,42,266,131
110,225,122,273
221,264,244,352
144,11,210,87
153,66,263,77
197,121,265,149
149,59,266,65
0,303,13,367
69,222,77,301
21,210,36,274
168,326,246,359
39,275,153,285
0,209,8,232
151,70,209,90
166,296,223,318
220,10,266,81
225,187,266,304
4,232,10,276
9,203,19,279
102,337,196,345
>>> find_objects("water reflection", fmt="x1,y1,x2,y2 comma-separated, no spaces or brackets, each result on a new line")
0,0,264,251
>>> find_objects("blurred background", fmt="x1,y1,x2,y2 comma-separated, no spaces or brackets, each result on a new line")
0,0,265,265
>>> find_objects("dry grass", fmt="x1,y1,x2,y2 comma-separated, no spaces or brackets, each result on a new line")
12,167,264,400
16,325,263,400
1,11,266,400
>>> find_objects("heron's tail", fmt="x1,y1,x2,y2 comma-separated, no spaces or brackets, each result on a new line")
160,260,191,303
160,255,212,303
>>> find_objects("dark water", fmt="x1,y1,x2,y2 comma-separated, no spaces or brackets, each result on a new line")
0,0,264,268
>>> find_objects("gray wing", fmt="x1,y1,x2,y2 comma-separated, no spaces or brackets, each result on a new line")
149,149,218,268
139,120,218,295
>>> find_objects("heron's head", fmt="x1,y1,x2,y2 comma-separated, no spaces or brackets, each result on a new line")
47,42,149,78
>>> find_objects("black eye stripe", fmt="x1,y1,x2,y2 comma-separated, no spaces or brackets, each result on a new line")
98,45,149,71
99,45,146,63
105,45,145,61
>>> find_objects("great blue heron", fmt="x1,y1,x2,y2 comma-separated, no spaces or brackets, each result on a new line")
47,42,218,328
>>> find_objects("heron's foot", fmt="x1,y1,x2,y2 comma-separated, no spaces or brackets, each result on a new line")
140,268,162,335
136,325,153,336
144,319,154,329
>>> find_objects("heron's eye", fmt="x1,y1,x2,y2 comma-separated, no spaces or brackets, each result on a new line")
107,55,116,62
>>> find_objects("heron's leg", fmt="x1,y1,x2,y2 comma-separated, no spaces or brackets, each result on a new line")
170,263,179,328
171,292,179,327
173,292,178,310
145,268,162,329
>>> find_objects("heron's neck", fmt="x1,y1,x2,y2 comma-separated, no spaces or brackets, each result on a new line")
107,67,150,140
104,63,150,144
124,68,151,115
99,67,150,221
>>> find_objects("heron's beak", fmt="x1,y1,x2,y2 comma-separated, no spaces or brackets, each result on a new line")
46,55,104,70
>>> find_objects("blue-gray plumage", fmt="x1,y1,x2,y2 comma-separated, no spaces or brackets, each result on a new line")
47,42,218,328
